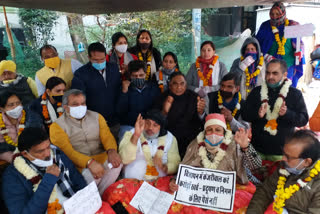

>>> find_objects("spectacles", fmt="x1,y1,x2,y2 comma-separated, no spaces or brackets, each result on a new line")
282,152,300,161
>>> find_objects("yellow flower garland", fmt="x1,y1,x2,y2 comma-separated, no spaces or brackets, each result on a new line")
240,55,264,94
0,110,26,147
271,19,289,56
217,91,241,130
138,52,152,80
273,160,320,213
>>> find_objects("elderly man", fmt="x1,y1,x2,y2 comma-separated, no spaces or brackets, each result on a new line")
153,71,205,158
242,59,308,161
119,109,180,181
247,130,320,213
2,127,87,214
36,44,82,95
50,89,122,194
208,71,249,133
0,60,37,106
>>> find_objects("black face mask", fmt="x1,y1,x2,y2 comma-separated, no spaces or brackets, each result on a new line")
52,95,63,103
131,78,146,89
139,42,151,50
220,90,233,99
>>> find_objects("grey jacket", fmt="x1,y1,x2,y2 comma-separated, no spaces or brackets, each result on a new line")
229,37,266,99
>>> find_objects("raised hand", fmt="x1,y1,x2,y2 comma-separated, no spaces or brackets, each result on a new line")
163,96,174,115
234,128,249,150
279,101,287,116
122,80,131,93
197,96,206,115
134,114,145,137
258,102,268,118
221,107,233,122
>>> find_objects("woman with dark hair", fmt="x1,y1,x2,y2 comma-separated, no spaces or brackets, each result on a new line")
186,41,228,95
0,91,42,162
128,29,162,81
155,52,180,92
29,76,66,131
106,32,138,79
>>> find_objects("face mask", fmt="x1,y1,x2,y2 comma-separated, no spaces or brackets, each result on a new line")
162,67,175,75
131,78,146,89
139,42,150,50
115,44,128,53
244,51,258,61
45,56,60,69
51,95,63,103
27,151,53,168
69,105,87,119
205,133,224,146
143,130,160,140
285,159,305,175
92,61,106,71
6,105,23,119
219,90,233,99
267,80,283,89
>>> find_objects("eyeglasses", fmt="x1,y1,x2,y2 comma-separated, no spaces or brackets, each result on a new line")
282,152,300,161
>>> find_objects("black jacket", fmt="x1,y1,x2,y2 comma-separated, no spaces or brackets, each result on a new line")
241,85,308,155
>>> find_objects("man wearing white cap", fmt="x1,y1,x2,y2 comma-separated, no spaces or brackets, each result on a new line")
0,60,38,106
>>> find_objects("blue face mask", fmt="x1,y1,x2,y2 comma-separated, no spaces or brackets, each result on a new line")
267,80,282,89
92,61,106,71
244,51,258,61
285,159,305,175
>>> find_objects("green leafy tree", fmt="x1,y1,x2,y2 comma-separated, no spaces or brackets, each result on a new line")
17,9,58,78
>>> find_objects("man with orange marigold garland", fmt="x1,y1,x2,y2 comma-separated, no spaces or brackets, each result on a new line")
247,130,320,214
242,59,308,162
256,1,305,88
208,71,249,133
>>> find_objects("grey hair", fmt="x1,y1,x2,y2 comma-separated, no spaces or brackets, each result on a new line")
62,89,86,106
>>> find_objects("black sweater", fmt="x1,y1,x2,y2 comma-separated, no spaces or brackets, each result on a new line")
241,85,308,155
153,89,204,158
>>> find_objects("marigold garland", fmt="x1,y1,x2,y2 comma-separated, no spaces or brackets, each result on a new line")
0,110,26,147
271,19,289,56
197,130,232,169
140,133,167,180
260,79,291,135
217,91,241,130
158,68,179,92
273,160,320,214
240,55,264,94
196,55,219,86
138,52,152,80
41,93,63,128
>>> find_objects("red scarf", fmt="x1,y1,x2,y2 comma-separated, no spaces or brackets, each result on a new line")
198,56,215,86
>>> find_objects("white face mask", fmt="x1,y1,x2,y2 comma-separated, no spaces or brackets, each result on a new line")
115,44,128,54
69,105,87,119
205,133,224,146
6,105,23,119
27,151,53,168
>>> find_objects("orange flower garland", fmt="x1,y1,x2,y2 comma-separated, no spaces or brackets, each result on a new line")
196,55,219,86
158,68,179,92
0,110,26,147
41,93,63,127
138,52,152,80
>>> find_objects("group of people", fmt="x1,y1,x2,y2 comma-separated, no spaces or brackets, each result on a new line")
0,2,319,214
